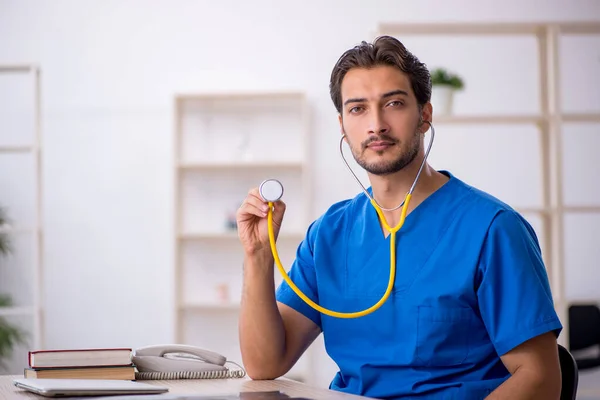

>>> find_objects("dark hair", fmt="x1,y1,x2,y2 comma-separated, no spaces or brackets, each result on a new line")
329,35,431,114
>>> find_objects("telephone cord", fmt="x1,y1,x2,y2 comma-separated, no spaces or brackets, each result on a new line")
135,361,246,380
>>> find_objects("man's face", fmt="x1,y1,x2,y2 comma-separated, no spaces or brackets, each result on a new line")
338,65,428,176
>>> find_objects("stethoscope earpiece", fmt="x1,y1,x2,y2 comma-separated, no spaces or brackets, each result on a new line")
259,179,284,203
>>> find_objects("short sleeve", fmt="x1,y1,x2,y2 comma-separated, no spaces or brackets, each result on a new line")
275,219,322,329
477,210,563,356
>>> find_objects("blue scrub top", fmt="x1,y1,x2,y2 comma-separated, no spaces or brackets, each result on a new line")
275,170,562,400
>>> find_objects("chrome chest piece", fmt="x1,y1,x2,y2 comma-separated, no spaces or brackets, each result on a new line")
259,179,284,202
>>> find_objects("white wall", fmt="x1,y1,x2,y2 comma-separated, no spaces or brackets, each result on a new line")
0,0,599,387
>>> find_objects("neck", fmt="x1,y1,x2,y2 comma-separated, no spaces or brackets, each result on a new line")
368,156,448,231
369,154,430,209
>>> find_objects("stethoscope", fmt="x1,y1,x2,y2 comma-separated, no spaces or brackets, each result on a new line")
259,121,435,318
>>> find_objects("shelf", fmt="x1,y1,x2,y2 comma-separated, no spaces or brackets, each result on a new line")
0,145,37,153
433,115,545,125
0,63,44,368
174,89,312,383
176,91,305,102
180,303,240,311
514,206,600,215
380,22,544,35
562,113,600,123
515,207,549,214
378,21,600,35
373,20,600,384
0,225,38,234
433,113,600,125
563,206,600,213
0,306,36,317
179,231,305,240
563,298,600,306
0,65,38,73
179,161,304,171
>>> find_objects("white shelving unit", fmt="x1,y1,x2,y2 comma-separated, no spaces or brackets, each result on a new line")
173,91,315,382
0,64,44,372
377,21,600,347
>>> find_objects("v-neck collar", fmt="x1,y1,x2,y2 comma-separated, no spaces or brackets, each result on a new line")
365,170,456,241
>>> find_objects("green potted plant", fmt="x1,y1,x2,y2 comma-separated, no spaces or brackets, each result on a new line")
0,206,27,370
430,67,465,115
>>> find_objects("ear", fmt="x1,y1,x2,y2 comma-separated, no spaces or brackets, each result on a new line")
419,102,433,134
338,114,348,142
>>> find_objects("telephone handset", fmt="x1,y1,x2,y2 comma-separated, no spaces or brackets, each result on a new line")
132,344,246,380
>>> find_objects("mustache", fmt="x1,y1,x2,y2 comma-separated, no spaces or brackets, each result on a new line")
361,134,398,149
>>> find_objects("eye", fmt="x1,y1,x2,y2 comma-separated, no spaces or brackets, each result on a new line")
348,106,364,113
387,100,404,107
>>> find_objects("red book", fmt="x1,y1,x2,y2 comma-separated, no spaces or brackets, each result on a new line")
28,348,132,369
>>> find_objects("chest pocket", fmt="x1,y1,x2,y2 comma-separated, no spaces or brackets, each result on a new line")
414,305,473,367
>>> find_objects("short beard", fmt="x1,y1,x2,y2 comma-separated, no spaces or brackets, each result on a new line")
348,128,422,176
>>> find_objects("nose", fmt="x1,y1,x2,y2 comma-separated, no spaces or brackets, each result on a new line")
367,108,390,135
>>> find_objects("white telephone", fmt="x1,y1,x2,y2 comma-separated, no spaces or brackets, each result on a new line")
132,344,246,380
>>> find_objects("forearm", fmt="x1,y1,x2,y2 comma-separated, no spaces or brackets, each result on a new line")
485,367,560,400
239,250,286,379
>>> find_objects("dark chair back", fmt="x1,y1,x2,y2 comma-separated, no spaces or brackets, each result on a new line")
558,344,578,400
568,303,600,370
569,304,600,351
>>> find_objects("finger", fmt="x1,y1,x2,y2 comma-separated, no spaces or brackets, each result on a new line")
245,188,270,206
237,199,268,219
247,187,268,203
243,194,270,216
249,190,279,210
247,187,261,197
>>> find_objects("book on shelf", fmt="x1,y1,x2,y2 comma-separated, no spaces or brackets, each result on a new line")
28,348,133,369
24,365,136,380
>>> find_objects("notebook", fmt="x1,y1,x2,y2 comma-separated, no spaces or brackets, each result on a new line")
13,378,169,397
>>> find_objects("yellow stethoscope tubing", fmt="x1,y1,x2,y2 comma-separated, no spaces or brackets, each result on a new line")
267,193,412,318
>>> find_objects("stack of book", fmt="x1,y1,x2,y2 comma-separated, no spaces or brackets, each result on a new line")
24,348,135,380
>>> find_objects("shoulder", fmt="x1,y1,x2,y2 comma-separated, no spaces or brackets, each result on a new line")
469,187,537,242
321,193,366,223
450,173,534,232
446,174,542,261
439,172,540,253
304,192,368,241
449,173,515,216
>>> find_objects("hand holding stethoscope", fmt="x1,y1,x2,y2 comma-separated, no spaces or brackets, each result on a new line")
236,181,287,257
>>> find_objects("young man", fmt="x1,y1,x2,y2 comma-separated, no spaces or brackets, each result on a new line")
237,36,563,399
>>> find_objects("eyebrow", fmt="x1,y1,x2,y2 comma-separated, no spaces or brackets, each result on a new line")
343,90,409,106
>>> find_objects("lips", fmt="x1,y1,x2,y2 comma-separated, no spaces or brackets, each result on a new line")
368,141,394,151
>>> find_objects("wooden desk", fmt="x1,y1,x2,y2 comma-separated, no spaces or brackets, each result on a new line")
0,375,373,399
4,374,600,399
